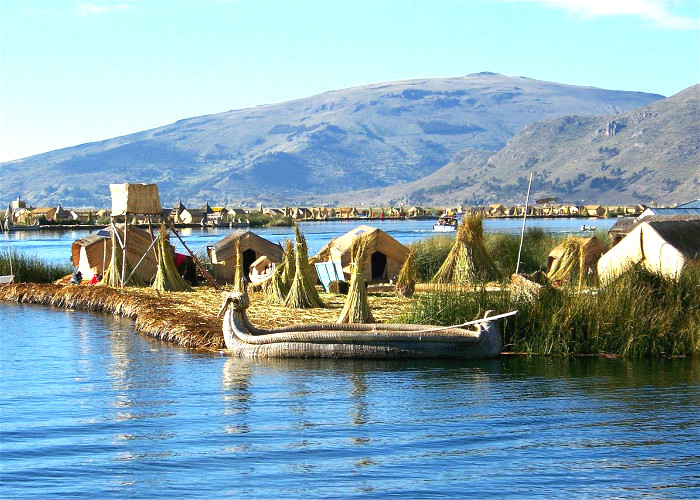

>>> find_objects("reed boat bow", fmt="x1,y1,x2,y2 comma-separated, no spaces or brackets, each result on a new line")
220,292,516,359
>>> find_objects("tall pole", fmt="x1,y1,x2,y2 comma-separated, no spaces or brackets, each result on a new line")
515,172,534,275
121,213,128,287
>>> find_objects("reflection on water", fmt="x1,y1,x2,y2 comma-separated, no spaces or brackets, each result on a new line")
1,303,699,499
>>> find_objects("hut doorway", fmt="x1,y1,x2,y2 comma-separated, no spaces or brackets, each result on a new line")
370,251,387,281
243,249,257,278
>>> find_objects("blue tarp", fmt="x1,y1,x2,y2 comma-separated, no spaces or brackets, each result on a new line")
314,261,345,291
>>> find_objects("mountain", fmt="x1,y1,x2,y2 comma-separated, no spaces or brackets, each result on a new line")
0,73,663,208
330,84,700,206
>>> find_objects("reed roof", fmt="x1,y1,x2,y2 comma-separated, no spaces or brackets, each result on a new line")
314,225,410,263
209,230,284,263
71,234,109,267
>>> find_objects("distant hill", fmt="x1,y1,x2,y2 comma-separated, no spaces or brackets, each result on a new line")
0,73,663,207
330,84,699,206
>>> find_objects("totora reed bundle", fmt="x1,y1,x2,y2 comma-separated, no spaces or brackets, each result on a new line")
395,251,416,298
432,213,498,285
232,240,246,293
280,239,296,288
546,238,585,286
152,224,191,292
266,239,294,304
284,225,324,309
337,235,374,323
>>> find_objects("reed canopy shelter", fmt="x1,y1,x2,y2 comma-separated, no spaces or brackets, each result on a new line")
72,224,170,283
208,230,284,284
106,183,164,287
597,218,700,283
312,225,410,283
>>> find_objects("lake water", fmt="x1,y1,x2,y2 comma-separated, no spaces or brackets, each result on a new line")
1,303,698,499
7,217,697,498
4,218,616,265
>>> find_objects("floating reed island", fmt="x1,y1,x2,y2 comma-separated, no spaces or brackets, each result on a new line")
0,282,414,351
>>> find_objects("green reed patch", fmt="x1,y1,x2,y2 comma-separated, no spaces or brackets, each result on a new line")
0,251,74,284
400,265,700,357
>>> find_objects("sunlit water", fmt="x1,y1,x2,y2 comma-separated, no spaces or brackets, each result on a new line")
1,303,698,499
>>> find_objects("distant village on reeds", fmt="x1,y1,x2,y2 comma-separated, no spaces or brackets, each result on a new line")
0,194,681,230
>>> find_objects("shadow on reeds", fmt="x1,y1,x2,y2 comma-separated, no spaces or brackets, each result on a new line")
400,265,700,358
0,250,73,283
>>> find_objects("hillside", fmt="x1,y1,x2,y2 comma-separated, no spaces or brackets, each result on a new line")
331,84,699,206
0,73,663,207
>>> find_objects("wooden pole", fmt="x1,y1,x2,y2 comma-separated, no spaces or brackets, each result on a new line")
121,213,128,287
168,220,219,289
102,237,107,277
515,172,534,275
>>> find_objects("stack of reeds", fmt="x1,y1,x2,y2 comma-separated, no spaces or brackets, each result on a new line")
546,238,586,286
337,235,374,323
432,213,498,285
280,239,295,287
395,251,416,298
232,240,246,293
152,225,191,292
284,225,324,309
266,240,294,304
100,236,145,287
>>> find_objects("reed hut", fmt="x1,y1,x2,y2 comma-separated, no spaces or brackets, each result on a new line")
546,236,607,285
312,225,410,283
82,224,171,283
597,218,700,283
208,231,283,284
71,234,111,280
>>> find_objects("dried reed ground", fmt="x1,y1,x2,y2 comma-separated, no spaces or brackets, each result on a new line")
0,282,413,351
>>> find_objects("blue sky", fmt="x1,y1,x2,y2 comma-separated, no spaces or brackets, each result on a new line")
1,0,698,162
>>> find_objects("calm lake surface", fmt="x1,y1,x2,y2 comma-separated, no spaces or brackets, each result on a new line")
5,217,616,265
1,303,699,499
5,217,698,498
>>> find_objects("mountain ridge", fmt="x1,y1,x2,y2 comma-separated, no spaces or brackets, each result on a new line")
0,73,667,207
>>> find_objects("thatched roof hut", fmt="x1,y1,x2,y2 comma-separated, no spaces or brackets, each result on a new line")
312,225,410,283
609,215,700,247
208,231,284,283
74,224,166,283
598,219,700,283
71,234,111,280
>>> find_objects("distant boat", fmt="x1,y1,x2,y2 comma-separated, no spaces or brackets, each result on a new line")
580,225,597,232
433,212,461,232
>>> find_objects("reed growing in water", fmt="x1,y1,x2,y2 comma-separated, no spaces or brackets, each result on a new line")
337,235,374,323
410,228,560,281
0,251,73,283
401,265,700,357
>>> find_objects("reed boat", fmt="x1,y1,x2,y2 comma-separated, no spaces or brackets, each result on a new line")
220,292,517,359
